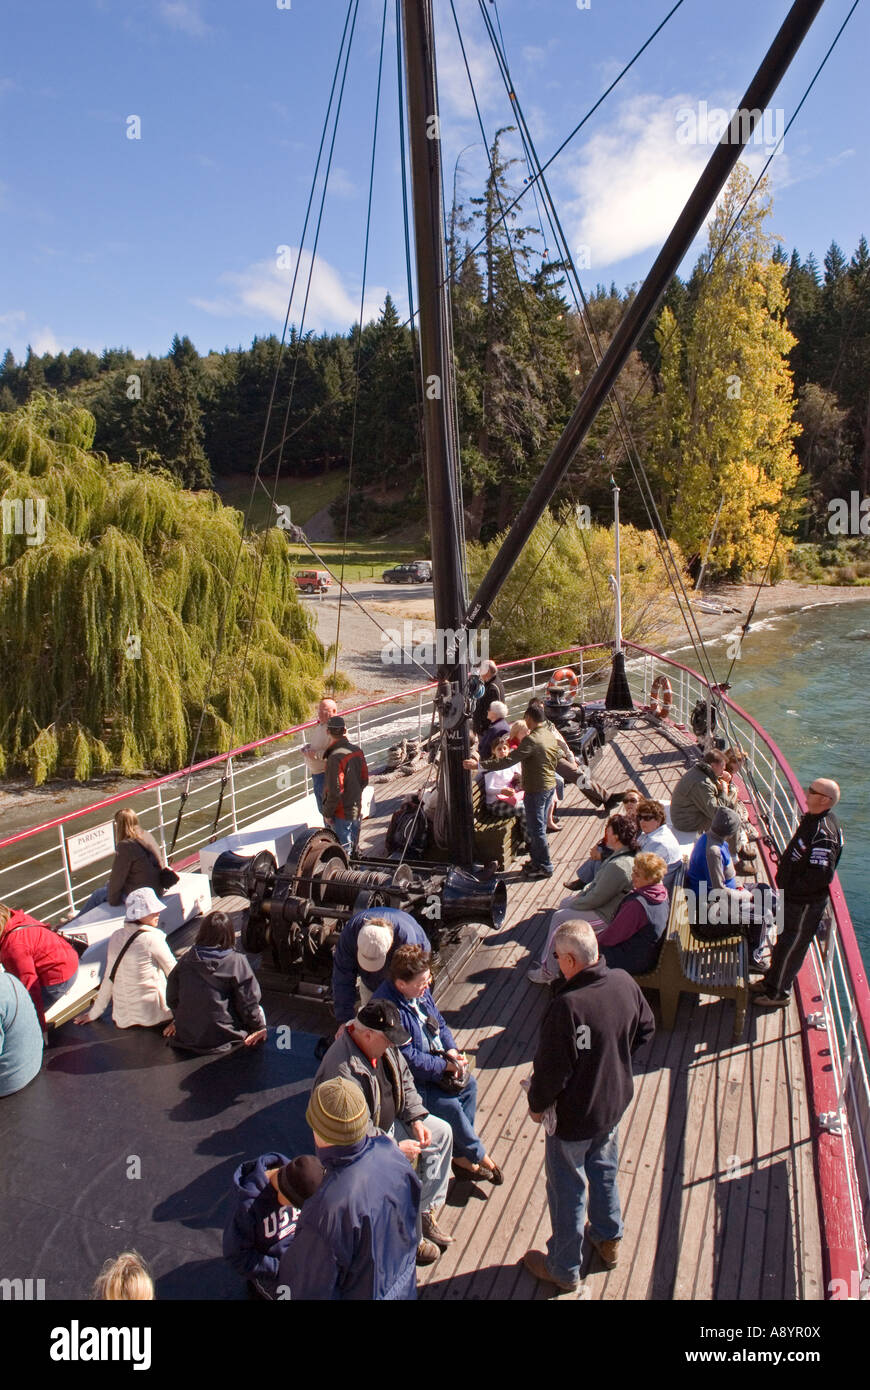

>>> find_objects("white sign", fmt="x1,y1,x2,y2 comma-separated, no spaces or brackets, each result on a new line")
65,821,115,873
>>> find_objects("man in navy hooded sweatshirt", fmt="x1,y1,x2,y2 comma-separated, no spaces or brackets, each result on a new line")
278,1077,420,1300
223,1153,325,1299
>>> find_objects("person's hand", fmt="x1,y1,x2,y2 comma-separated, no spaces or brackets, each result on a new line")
244,1028,267,1047
444,1058,460,1075
72,1013,91,1026
590,845,602,861
463,757,479,770
163,1022,176,1038
398,1139,421,1163
529,1110,544,1124
411,1120,431,1147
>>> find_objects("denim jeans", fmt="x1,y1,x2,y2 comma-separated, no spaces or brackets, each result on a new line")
545,1126,623,1284
330,816,360,856
311,771,326,815
69,883,109,921
418,1072,485,1164
41,975,78,1009
523,789,555,873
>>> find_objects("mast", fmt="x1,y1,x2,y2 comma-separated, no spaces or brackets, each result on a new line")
465,0,826,629
605,475,633,710
611,477,623,655
400,0,475,864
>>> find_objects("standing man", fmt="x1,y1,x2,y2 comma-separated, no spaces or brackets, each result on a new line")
322,714,369,857
523,919,655,1292
752,777,843,1009
332,908,431,1028
465,702,560,879
314,998,455,1264
472,659,505,737
301,697,337,817
278,1077,420,1300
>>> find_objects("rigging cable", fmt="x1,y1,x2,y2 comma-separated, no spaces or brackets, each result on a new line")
168,0,360,853
331,0,390,693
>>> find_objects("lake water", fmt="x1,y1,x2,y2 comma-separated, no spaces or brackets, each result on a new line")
669,600,870,967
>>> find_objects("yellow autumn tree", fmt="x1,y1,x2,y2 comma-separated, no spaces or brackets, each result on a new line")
648,165,801,576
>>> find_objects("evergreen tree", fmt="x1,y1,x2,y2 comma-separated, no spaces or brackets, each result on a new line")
137,349,211,488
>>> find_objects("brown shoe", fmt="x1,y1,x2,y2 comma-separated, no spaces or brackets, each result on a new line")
522,1248,579,1292
586,1229,620,1270
422,1206,455,1249
416,1238,440,1266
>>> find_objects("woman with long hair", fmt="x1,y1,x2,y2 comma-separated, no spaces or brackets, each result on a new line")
67,808,166,920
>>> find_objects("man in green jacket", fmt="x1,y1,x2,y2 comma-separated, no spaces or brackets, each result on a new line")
669,750,729,834
465,704,560,880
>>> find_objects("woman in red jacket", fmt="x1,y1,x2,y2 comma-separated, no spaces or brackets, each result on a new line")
0,903,80,1035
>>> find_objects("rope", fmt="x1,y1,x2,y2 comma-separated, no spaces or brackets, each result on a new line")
331,0,389,693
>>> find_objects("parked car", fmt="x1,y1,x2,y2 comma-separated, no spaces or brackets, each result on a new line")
294,570,332,594
381,560,432,584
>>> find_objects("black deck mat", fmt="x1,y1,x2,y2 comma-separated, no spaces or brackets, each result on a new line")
0,1015,320,1300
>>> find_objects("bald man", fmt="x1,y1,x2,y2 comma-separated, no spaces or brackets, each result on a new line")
302,698,338,816
752,777,844,1008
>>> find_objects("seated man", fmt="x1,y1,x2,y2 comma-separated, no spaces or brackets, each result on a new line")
669,750,730,834
332,908,431,1028
686,808,773,957
313,998,455,1265
597,853,669,976
0,965,43,1096
279,1078,420,1301
223,1152,325,1300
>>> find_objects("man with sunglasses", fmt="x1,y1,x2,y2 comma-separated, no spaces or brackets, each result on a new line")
751,778,843,1009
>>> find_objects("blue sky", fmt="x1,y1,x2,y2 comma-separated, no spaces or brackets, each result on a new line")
2,0,866,362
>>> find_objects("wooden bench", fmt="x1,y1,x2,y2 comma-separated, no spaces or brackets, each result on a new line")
471,782,523,870
635,879,749,1041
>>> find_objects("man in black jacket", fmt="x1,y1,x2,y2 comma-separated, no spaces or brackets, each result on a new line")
751,777,843,1009
471,660,505,737
523,919,654,1292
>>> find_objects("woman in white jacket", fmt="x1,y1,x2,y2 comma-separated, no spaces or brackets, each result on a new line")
73,888,176,1029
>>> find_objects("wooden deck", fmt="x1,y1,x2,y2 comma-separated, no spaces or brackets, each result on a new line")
354,720,822,1301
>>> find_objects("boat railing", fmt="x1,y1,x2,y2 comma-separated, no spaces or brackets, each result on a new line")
0,640,866,1288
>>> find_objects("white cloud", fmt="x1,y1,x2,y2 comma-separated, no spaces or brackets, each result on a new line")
159,1,210,38
561,92,790,271
328,168,357,199
30,326,61,355
435,4,502,122
191,253,388,332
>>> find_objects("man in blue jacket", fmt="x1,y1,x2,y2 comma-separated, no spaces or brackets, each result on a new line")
278,1077,420,1300
331,908,430,1027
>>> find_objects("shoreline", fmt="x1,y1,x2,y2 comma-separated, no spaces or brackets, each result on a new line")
1,581,868,835
656,579,870,651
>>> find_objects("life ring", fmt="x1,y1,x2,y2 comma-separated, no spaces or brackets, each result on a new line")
548,666,579,695
649,674,673,718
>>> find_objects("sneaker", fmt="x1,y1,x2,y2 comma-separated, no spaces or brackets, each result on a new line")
528,965,557,985
416,1238,440,1266
752,990,789,1009
563,877,586,891
587,1232,621,1270
522,1248,579,1292
421,1207,455,1250
522,864,553,880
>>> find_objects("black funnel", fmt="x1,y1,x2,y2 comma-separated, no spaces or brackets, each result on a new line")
605,651,634,710
440,867,507,930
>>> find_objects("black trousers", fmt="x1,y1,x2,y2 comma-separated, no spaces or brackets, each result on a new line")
765,895,827,998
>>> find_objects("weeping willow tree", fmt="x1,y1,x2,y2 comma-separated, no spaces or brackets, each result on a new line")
0,394,325,783
466,506,688,662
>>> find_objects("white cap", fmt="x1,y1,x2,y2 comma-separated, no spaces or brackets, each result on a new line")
124,887,166,922
357,922,394,972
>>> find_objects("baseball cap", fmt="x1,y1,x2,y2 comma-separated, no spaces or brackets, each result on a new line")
356,998,411,1046
124,887,166,921
326,715,346,735
356,922,394,972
